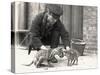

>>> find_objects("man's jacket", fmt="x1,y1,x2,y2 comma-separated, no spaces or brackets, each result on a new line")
29,12,70,50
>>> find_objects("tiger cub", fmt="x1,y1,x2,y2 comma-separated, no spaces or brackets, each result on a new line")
63,48,80,66
23,47,64,68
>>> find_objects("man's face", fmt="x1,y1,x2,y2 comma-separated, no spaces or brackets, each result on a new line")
46,10,59,25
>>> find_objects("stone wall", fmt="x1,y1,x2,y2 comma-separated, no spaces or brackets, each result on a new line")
83,6,97,54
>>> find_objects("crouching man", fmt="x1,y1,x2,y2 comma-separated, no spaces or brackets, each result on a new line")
28,4,70,63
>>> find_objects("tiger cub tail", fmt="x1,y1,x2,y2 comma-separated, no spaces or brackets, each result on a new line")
22,60,34,66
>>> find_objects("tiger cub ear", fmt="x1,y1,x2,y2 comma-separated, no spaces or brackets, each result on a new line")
60,48,66,51
59,48,63,50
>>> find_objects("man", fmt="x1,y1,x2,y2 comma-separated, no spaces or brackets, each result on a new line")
28,4,70,63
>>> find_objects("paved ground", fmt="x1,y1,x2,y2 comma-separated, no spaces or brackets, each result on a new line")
15,47,98,73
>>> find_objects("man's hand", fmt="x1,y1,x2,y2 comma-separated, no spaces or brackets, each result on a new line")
66,46,70,51
40,45,48,50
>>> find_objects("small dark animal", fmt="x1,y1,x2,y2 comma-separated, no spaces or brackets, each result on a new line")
63,48,80,66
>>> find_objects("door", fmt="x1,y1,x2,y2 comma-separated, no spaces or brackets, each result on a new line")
61,5,83,41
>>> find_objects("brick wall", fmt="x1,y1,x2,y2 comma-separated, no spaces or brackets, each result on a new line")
83,6,97,54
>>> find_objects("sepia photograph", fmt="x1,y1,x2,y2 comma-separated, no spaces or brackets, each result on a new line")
11,1,98,73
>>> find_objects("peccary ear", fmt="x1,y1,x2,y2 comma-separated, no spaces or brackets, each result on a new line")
71,51,74,54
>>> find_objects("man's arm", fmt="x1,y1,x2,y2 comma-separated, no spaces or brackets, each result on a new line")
59,22,70,49
29,14,45,49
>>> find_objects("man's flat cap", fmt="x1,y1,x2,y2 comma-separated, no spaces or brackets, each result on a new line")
46,4,63,16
